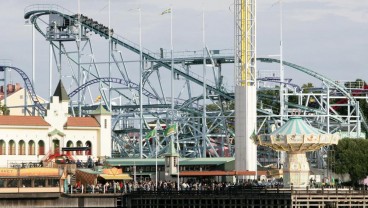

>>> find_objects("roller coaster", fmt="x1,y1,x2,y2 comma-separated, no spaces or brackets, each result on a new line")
2,4,363,168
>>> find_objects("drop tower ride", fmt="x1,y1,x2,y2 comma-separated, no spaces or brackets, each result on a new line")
234,0,257,174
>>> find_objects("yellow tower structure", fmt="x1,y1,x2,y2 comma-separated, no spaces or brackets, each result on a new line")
234,0,257,174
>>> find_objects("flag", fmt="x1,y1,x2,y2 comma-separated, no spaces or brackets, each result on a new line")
95,95,102,102
161,8,171,15
145,129,157,140
164,123,177,137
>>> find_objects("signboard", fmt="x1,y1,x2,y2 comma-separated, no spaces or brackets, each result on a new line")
0,168,17,177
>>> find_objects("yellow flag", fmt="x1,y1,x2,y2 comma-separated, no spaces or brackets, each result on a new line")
161,8,171,15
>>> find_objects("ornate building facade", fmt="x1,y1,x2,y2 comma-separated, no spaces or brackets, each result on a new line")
0,81,111,167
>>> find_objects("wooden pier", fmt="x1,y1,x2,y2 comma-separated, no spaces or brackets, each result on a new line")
120,187,368,208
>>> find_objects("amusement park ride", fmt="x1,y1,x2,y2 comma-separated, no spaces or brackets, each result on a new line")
0,2,366,171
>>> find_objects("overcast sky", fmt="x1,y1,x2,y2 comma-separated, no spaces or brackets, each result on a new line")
0,0,367,98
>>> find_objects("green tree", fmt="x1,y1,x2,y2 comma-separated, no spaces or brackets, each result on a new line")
331,138,368,185
301,82,314,93
0,104,9,115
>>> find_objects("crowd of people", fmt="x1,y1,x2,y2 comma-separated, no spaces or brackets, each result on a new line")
68,179,285,194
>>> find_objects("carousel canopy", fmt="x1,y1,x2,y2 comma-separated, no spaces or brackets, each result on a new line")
255,117,340,152
271,117,321,136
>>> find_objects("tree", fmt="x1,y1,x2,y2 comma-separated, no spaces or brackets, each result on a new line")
301,82,314,93
0,104,9,115
331,138,368,185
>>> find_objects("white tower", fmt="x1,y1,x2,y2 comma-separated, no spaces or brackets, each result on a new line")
234,0,257,173
90,104,112,158
164,140,179,181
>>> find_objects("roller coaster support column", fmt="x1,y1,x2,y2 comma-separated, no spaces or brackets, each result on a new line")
77,1,82,117
279,0,286,119
202,9,207,158
234,0,257,176
49,41,53,98
32,22,36,95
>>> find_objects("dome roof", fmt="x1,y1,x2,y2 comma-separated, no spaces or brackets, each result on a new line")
271,117,321,136
254,117,340,152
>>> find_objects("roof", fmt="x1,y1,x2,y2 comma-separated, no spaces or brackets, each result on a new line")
271,117,321,135
89,104,111,115
76,168,132,181
105,157,235,167
0,115,50,126
53,80,69,102
65,117,100,127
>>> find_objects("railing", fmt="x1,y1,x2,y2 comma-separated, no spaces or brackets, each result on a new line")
126,186,368,196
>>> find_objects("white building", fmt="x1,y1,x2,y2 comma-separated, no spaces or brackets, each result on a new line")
0,83,47,116
0,81,111,167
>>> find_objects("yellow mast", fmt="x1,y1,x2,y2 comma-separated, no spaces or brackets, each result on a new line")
234,0,257,175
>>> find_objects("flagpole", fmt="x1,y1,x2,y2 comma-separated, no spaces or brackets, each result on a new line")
155,126,158,190
167,5,179,192
170,6,174,116
139,7,143,159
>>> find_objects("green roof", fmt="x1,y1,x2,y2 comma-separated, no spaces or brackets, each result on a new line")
77,168,102,175
48,129,66,137
105,157,234,167
89,104,111,115
271,117,321,135
53,80,69,102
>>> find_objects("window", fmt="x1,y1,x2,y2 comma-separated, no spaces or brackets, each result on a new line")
76,141,83,155
9,140,16,155
28,140,35,155
38,140,45,155
0,140,5,155
49,179,59,187
66,141,74,156
19,140,26,155
104,119,107,128
7,180,17,187
21,179,32,188
85,141,92,155
53,139,60,154
34,179,46,187
20,95,23,99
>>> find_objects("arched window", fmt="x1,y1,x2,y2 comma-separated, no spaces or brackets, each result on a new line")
66,141,74,156
28,140,35,155
19,140,26,155
38,140,45,155
53,139,60,155
85,141,92,156
0,140,5,155
76,141,83,155
9,140,16,155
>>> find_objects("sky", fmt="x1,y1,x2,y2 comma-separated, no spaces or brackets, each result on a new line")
0,0,367,99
